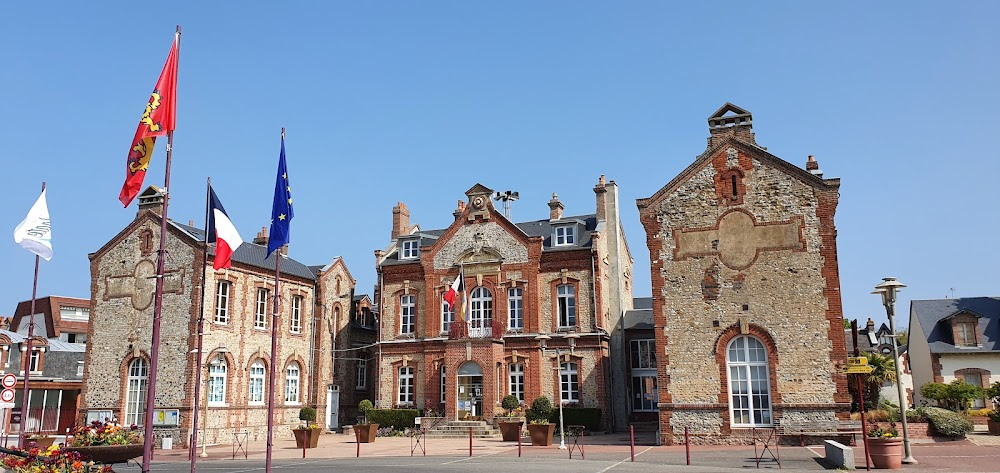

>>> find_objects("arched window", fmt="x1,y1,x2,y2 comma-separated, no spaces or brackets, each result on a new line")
208,358,227,405
470,287,492,334
248,360,265,405
727,336,772,427
559,362,579,403
125,359,148,426
285,362,301,403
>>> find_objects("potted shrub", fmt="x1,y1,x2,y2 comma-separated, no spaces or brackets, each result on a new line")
354,399,379,443
496,395,525,441
866,423,902,470
292,407,321,448
64,419,144,465
525,397,554,446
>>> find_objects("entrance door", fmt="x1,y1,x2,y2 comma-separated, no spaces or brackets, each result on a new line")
326,386,340,430
456,362,483,419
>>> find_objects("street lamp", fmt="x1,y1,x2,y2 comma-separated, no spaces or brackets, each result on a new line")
872,277,917,465
555,348,566,450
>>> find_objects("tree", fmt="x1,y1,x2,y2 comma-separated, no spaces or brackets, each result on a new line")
848,352,896,411
920,380,985,412
895,328,909,347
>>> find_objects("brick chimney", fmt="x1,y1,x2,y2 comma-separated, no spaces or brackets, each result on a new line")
806,155,823,178
252,226,268,246
391,202,410,240
136,186,165,216
866,317,876,333
548,193,564,221
706,103,756,149
453,200,466,221
594,175,608,221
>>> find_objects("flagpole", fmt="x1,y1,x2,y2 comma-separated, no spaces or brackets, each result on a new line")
265,127,286,473
17,182,44,449
142,25,180,473
190,177,210,472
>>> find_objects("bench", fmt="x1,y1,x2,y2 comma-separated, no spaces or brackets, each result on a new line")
823,439,854,470
777,419,863,446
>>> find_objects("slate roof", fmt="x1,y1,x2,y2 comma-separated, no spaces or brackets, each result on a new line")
172,222,317,280
911,297,1000,354
625,297,654,330
382,215,597,265
48,339,86,352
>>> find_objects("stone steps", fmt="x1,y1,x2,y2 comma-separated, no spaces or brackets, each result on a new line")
424,420,501,439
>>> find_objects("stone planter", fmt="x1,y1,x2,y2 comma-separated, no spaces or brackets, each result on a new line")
65,444,144,465
293,427,321,448
354,423,378,443
527,423,554,446
497,421,523,442
988,419,1000,435
867,437,902,470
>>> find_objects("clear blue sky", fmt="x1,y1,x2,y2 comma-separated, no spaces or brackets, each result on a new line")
2,2,997,329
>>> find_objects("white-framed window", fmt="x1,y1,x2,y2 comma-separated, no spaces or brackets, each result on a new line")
440,365,447,403
125,358,148,426
76,361,84,377
401,239,420,259
470,287,493,335
630,339,656,370
254,288,268,330
727,335,772,427
557,284,576,328
879,333,894,346
554,225,575,246
963,372,986,408
285,362,301,404
509,363,524,402
214,281,230,324
508,287,523,331
398,366,414,405
400,295,415,334
28,350,41,372
356,358,367,390
208,359,227,405
559,362,579,403
442,298,455,333
248,360,265,405
957,322,976,347
290,295,302,333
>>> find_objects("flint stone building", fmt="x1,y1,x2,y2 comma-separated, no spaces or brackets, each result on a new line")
637,104,851,444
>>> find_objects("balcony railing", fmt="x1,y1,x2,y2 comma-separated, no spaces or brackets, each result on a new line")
447,318,507,340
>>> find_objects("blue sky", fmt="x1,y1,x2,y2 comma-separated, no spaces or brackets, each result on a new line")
2,2,997,329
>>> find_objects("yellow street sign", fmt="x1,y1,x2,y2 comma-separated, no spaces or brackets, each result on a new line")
847,356,869,366
845,365,874,374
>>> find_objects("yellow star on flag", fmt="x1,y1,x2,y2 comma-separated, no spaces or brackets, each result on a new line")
279,214,286,221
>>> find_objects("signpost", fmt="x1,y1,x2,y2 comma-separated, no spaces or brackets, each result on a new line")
844,357,874,375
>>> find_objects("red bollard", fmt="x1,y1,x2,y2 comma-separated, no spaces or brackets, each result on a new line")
356,429,361,458
517,427,522,457
303,436,306,458
685,426,690,465
581,429,585,460
469,427,473,457
630,425,635,462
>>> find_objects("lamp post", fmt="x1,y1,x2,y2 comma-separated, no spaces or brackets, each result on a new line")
872,277,917,465
555,348,566,450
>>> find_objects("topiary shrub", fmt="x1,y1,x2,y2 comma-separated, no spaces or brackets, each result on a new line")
923,406,973,437
367,408,419,431
298,407,317,423
502,395,521,412
357,399,374,424
527,397,553,424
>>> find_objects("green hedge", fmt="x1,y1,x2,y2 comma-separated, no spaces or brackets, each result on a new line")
547,407,602,431
923,406,973,437
366,409,419,431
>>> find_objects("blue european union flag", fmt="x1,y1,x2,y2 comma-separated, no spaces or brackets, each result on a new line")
267,133,293,256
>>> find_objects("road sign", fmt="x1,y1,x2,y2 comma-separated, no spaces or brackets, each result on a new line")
845,357,874,374
1,373,17,389
0,387,14,407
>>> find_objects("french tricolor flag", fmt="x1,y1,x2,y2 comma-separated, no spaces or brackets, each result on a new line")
207,186,244,270
442,269,463,308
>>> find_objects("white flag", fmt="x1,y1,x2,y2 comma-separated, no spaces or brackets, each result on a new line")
13,189,52,260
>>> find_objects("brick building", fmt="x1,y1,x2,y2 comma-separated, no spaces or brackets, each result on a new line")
637,104,851,444
82,186,355,445
374,180,632,426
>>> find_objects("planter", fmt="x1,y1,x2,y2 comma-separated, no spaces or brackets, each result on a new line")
65,444,144,465
25,436,56,448
292,427,322,448
988,419,1000,435
527,423,554,446
354,423,378,443
497,421,523,442
867,437,903,470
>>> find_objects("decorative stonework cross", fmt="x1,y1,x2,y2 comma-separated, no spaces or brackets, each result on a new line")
402,355,412,367
674,210,804,270
104,259,185,310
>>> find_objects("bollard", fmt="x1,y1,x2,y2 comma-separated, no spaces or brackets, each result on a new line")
302,436,306,458
630,425,635,462
685,426,690,465
581,429,585,460
356,429,360,458
517,427,522,457
469,427,473,457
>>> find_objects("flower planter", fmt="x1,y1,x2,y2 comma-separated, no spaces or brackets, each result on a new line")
527,423,554,446
988,419,1000,436
867,437,903,470
293,427,322,448
354,423,378,443
25,436,56,448
497,421,523,442
65,444,144,465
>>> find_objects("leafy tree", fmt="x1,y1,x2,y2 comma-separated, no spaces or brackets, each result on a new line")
895,328,909,347
920,380,985,412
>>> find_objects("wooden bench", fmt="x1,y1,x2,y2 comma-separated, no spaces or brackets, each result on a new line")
777,419,863,446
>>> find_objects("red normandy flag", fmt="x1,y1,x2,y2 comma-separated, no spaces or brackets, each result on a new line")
118,33,179,207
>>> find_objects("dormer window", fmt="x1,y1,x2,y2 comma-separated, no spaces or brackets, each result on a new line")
956,321,976,347
554,225,576,246
401,239,420,259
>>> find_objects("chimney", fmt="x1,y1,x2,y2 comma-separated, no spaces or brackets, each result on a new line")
806,155,823,178
252,226,268,246
706,103,756,148
548,193,564,221
391,202,410,240
594,175,608,221
453,200,466,221
137,186,165,216
866,317,875,333
188,219,194,226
